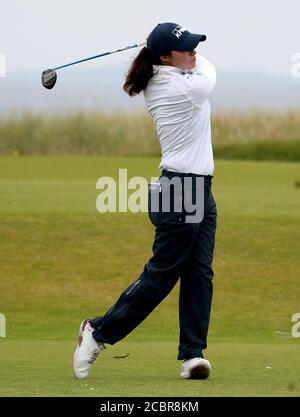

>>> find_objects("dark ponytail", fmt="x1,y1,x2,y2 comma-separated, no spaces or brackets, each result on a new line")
123,47,162,96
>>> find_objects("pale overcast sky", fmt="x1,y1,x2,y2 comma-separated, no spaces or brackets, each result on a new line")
1,0,300,75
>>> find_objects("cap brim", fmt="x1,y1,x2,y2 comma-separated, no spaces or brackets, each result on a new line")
176,33,207,52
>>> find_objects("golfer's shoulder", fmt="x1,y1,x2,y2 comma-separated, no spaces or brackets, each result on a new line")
147,65,188,95
150,65,182,82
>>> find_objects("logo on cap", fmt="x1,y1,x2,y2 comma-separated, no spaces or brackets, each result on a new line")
172,26,188,39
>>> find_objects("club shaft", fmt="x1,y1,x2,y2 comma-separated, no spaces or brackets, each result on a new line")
53,42,146,71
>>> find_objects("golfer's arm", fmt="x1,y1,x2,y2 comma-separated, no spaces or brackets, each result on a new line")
193,53,216,91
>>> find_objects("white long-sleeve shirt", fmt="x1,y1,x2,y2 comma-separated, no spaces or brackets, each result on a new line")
143,53,216,175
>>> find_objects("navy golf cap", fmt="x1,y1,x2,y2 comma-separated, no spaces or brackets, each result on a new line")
146,22,206,59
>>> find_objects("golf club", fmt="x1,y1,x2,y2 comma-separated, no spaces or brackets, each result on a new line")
41,41,146,90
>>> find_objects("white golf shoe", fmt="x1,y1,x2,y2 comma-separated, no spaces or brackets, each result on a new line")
180,357,211,379
73,319,106,379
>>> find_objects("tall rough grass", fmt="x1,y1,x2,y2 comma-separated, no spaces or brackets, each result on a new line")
0,111,159,157
0,110,299,161
212,110,300,161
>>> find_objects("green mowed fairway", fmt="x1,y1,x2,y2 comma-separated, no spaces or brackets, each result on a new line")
0,156,299,396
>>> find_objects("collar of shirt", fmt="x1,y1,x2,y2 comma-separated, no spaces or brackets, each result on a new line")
152,62,197,81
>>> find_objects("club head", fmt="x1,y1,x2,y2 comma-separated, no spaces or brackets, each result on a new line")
41,69,57,89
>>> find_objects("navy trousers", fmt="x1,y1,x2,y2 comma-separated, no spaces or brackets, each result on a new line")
90,170,217,360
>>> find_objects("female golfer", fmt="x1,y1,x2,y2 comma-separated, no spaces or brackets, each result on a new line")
73,22,217,380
